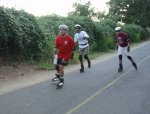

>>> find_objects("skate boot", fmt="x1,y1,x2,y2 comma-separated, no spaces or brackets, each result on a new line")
80,64,84,73
52,74,60,82
132,62,137,70
56,78,64,89
118,64,123,72
118,68,123,72
80,67,84,73
88,60,91,69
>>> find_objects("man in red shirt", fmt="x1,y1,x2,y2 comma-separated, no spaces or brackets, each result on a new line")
115,27,137,72
52,24,75,88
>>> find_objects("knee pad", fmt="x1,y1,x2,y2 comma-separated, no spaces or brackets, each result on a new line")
127,56,132,60
119,55,122,60
84,55,88,60
55,65,59,71
79,55,82,61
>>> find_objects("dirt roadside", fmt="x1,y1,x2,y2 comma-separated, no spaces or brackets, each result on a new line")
0,40,150,95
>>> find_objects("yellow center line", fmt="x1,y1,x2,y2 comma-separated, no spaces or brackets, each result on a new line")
66,54,150,114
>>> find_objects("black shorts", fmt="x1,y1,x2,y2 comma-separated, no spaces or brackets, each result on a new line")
57,58,68,66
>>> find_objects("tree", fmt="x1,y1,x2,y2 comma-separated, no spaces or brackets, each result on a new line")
68,1,95,18
96,11,108,20
107,0,150,27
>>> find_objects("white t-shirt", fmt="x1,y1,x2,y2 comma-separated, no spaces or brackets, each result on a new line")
74,31,89,48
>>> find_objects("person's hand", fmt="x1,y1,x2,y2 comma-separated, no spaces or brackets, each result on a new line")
83,37,87,40
116,45,118,50
127,46,130,52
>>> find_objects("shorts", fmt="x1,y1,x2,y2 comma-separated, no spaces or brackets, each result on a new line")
117,46,130,56
79,46,89,56
57,58,68,66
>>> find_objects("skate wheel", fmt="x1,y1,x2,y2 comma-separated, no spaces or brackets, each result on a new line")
56,85,63,89
118,70,123,73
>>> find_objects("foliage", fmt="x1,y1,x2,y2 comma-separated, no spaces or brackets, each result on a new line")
92,20,117,51
107,0,150,27
0,7,45,60
96,11,108,20
37,14,66,35
122,24,148,42
68,1,96,18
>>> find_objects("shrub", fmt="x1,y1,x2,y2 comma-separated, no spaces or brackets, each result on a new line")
91,20,116,52
0,7,45,60
122,24,148,42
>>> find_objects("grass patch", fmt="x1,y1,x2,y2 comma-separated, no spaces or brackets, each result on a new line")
37,61,55,70
34,50,115,70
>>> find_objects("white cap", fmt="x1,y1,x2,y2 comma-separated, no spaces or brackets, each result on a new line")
75,24,81,28
115,27,121,31
59,24,68,30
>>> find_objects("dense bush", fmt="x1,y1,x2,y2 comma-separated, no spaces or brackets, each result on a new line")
0,7,45,60
91,20,117,52
122,24,148,42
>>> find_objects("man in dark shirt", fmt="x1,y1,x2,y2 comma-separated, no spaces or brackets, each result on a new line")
115,27,137,72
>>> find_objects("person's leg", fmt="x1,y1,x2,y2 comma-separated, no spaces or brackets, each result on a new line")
84,54,91,68
58,64,64,84
83,46,91,69
79,48,84,72
57,59,68,87
52,59,61,82
79,55,84,72
127,56,137,70
123,46,137,70
117,46,123,72
52,65,60,81
118,54,123,72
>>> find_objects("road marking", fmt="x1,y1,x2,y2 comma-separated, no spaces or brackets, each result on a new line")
66,54,150,114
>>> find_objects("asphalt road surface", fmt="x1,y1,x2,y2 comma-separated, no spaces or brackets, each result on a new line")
0,42,150,114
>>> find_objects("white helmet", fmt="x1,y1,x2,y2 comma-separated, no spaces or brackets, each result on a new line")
115,27,121,31
59,24,68,30
75,24,81,28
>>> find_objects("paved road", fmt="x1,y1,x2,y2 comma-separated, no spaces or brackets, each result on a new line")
0,42,150,114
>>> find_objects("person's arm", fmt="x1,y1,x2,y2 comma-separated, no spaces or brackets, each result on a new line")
53,37,58,56
52,41,58,64
70,36,76,59
114,34,119,50
70,49,74,60
74,34,78,46
127,40,130,52
83,31,89,40
53,48,58,64
127,34,130,52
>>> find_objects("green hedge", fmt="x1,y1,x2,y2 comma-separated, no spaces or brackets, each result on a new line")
122,24,148,42
0,7,45,60
89,20,117,52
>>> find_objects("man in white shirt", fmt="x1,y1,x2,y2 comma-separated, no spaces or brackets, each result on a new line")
74,24,91,73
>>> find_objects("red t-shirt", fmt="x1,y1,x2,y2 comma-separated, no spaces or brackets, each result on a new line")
116,32,129,47
55,35,75,61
